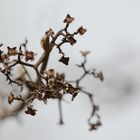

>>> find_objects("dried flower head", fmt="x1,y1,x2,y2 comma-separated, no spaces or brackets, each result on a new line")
63,14,75,24
97,71,104,81
47,69,55,78
56,73,65,82
67,36,77,45
59,55,69,65
7,47,18,56
8,93,14,104
45,28,55,37
25,105,37,116
25,50,35,62
65,84,79,101
77,26,87,35
80,50,90,57
0,50,4,62
89,120,102,131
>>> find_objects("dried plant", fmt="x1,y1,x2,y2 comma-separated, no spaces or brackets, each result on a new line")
0,14,103,131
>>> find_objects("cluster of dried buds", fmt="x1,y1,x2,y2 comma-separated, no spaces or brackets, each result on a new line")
0,14,103,131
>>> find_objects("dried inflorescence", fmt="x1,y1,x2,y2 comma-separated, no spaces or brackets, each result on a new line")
0,14,103,131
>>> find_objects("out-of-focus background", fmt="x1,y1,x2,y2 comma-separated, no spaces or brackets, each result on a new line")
0,0,140,139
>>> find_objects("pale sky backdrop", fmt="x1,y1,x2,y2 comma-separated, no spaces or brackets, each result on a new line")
0,0,140,140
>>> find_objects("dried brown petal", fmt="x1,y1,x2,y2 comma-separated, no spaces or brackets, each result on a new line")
25,106,37,116
7,46,18,56
25,50,34,62
67,36,76,45
8,93,14,104
59,56,69,65
63,14,74,24
77,26,87,35
80,50,90,57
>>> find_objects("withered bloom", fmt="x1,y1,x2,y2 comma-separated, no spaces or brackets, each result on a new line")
45,28,55,37
0,54,9,64
47,69,55,78
56,73,65,82
25,50,35,62
66,84,79,101
40,28,54,50
89,120,102,131
66,84,79,95
67,36,76,45
63,14,74,24
77,26,87,35
59,55,69,65
97,71,104,81
25,106,37,116
8,93,14,104
80,50,90,57
7,46,18,56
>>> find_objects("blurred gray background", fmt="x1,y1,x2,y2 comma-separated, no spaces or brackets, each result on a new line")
0,0,140,140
